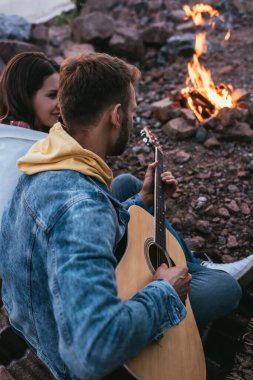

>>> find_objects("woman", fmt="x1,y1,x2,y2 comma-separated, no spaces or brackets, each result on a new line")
0,52,60,220
0,51,60,131
0,52,59,380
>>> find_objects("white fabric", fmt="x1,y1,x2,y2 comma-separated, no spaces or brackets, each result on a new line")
0,124,46,221
202,254,253,280
0,0,75,24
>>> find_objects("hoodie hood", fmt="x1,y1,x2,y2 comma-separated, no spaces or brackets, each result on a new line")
18,123,113,189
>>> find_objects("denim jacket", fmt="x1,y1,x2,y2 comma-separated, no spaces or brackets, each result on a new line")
0,170,186,380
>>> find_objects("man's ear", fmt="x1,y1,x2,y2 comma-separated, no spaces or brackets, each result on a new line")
110,104,122,129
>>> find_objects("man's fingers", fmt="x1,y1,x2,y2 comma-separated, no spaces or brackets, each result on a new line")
146,161,158,173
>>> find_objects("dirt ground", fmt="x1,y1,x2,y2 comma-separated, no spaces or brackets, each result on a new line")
107,7,253,380
110,16,253,263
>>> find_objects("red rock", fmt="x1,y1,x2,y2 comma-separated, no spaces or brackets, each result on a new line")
203,205,215,215
196,220,212,235
179,108,196,125
0,40,40,63
151,97,181,121
203,136,221,149
176,20,195,32
173,150,191,164
241,203,251,215
71,12,115,42
227,200,240,213
224,121,253,142
142,21,173,45
168,9,186,21
218,65,234,75
109,27,145,60
49,25,71,47
222,254,235,263
64,43,95,58
218,207,230,218
184,236,205,251
237,170,250,179
31,24,49,45
227,235,239,248
162,117,196,140
81,0,120,12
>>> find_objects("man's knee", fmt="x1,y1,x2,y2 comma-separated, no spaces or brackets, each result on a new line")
189,268,242,329
112,174,142,202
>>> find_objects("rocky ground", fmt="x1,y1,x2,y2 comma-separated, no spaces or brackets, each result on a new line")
0,0,252,379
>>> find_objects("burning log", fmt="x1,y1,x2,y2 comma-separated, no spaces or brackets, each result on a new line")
152,4,253,145
180,3,235,123
190,90,215,112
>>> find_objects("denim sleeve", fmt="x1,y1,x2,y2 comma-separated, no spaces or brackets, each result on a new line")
48,195,186,380
121,193,149,211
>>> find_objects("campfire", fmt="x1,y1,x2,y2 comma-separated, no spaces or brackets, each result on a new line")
180,3,235,122
151,3,253,146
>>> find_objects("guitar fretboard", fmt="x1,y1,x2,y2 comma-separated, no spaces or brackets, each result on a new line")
154,147,166,254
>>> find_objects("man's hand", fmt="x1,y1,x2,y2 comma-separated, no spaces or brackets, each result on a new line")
138,162,178,207
154,263,192,304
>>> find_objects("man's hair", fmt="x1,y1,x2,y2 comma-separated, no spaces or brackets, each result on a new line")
0,52,60,128
58,53,141,129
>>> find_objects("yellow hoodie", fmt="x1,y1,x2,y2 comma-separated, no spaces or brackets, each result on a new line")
18,123,113,189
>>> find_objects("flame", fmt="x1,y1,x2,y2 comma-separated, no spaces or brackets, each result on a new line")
195,31,207,57
183,4,220,26
181,3,234,122
224,29,231,41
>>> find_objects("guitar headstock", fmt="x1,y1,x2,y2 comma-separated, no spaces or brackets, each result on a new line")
140,127,162,152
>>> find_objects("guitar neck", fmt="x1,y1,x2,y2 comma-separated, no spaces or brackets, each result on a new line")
154,147,166,251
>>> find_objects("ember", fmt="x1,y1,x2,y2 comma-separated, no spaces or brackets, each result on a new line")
181,3,235,122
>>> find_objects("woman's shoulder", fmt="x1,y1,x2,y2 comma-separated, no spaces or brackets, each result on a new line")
0,123,47,141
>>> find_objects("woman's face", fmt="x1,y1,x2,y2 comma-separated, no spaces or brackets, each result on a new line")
32,72,60,132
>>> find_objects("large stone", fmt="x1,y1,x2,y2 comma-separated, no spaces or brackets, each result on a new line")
227,235,238,249
196,220,212,235
142,21,173,45
164,33,195,58
109,27,145,60
179,108,196,125
184,236,205,251
64,43,95,58
49,25,72,47
0,14,31,41
217,107,246,128
203,136,221,149
231,0,253,14
71,12,115,42
176,20,195,33
0,40,40,63
223,121,253,142
148,0,163,11
151,97,181,121
31,24,49,46
162,117,196,140
127,0,149,14
81,0,120,13
168,9,187,22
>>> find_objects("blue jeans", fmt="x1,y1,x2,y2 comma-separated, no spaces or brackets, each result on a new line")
112,174,242,332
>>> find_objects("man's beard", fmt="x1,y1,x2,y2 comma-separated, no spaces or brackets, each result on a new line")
110,113,129,156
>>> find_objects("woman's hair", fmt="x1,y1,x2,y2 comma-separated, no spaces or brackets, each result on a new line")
0,52,60,127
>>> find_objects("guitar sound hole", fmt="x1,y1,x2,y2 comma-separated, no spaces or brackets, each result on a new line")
148,242,173,272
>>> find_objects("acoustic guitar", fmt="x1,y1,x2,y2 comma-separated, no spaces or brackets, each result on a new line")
115,128,206,380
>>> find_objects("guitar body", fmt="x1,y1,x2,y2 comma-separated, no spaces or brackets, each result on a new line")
116,205,206,380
